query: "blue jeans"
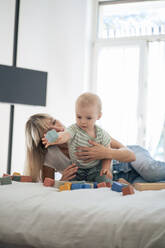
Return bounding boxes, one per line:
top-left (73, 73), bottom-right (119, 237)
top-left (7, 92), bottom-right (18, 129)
top-left (112, 161), bottom-right (139, 184)
top-left (112, 145), bottom-right (165, 183)
top-left (72, 162), bottom-right (111, 183)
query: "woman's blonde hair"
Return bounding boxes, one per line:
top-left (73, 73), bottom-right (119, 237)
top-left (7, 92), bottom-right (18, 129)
top-left (24, 113), bottom-right (52, 182)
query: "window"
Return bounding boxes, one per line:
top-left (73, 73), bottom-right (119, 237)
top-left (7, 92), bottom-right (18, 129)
top-left (93, 0), bottom-right (165, 159)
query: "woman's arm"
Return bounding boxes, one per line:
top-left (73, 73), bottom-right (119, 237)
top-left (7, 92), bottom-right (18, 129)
top-left (75, 137), bottom-right (136, 163)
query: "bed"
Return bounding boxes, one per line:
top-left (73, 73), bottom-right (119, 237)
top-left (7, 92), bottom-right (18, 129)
top-left (0, 181), bottom-right (165, 248)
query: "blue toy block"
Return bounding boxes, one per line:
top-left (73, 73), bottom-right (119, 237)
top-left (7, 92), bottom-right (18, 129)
top-left (82, 184), bottom-right (91, 189)
top-left (93, 182), bottom-right (98, 188)
top-left (71, 183), bottom-right (83, 190)
top-left (45, 129), bottom-right (58, 143)
top-left (111, 182), bottom-right (127, 192)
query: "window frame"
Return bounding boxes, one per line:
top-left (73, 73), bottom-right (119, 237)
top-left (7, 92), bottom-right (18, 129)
top-left (91, 0), bottom-right (165, 146)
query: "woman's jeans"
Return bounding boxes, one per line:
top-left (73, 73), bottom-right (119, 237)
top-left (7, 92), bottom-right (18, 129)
top-left (128, 145), bottom-right (165, 182)
top-left (73, 145), bottom-right (165, 184)
top-left (113, 145), bottom-right (165, 183)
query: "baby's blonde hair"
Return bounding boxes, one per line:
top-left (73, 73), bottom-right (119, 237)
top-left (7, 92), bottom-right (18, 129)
top-left (24, 113), bottom-right (53, 182)
top-left (76, 92), bottom-right (102, 113)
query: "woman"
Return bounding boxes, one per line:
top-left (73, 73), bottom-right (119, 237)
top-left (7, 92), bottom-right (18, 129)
top-left (25, 113), bottom-right (165, 183)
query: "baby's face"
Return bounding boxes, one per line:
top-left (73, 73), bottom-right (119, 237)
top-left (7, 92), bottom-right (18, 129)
top-left (76, 104), bottom-right (101, 131)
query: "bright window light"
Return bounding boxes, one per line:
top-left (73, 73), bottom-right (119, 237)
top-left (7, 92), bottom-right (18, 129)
top-left (98, 1), bottom-right (165, 38)
top-left (97, 45), bottom-right (139, 145)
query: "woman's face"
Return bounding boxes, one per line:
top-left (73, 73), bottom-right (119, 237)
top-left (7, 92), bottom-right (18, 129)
top-left (48, 118), bottom-right (65, 132)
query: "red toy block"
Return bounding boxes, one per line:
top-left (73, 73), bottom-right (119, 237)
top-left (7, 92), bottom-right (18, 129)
top-left (97, 182), bottom-right (106, 188)
top-left (43, 177), bottom-right (55, 187)
top-left (3, 173), bottom-right (12, 179)
top-left (106, 182), bottom-right (112, 188)
top-left (122, 185), bottom-right (135, 196)
top-left (20, 176), bottom-right (33, 182)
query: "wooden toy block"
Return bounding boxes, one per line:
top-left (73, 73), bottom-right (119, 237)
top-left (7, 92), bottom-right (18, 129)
top-left (3, 174), bottom-right (12, 179)
top-left (43, 177), bottom-right (55, 187)
top-left (12, 176), bottom-right (21, 181)
top-left (122, 185), bottom-right (135, 196)
top-left (59, 184), bottom-right (70, 191)
top-left (133, 182), bottom-right (165, 191)
top-left (13, 172), bottom-right (21, 176)
top-left (93, 182), bottom-right (98, 188)
top-left (45, 129), bottom-right (58, 143)
top-left (106, 182), bottom-right (112, 188)
top-left (111, 182), bottom-right (127, 192)
top-left (86, 182), bottom-right (94, 188)
top-left (82, 183), bottom-right (91, 189)
top-left (0, 176), bottom-right (12, 185)
top-left (97, 182), bottom-right (106, 188)
top-left (118, 178), bottom-right (130, 185)
top-left (64, 182), bottom-right (72, 190)
top-left (20, 176), bottom-right (33, 182)
top-left (71, 183), bottom-right (83, 190)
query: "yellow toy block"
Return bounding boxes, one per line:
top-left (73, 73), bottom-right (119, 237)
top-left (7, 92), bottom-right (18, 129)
top-left (13, 172), bottom-right (21, 176)
top-left (133, 182), bottom-right (165, 191)
top-left (59, 184), bottom-right (71, 191)
top-left (64, 182), bottom-right (72, 190)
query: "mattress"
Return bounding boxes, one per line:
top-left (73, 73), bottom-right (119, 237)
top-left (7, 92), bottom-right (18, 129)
top-left (0, 181), bottom-right (165, 248)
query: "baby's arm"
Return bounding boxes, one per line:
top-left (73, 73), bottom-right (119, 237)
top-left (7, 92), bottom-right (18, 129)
top-left (100, 144), bottom-right (113, 179)
top-left (43, 130), bottom-right (71, 148)
top-left (55, 131), bottom-right (71, 144)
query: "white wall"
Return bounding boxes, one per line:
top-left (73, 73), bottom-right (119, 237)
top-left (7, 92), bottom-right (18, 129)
top-left (0, 0), bottom-right (15, 175)
top-left (0, 0), bottom-right (93, 174)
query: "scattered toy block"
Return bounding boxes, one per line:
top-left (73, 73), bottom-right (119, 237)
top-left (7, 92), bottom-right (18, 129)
top-left (3, 174), bottom-right (12, 179)
top-left (12, 175), bottom-right (21, 181)
top-left (93, 182), bottom-right (98, 188)
top-left (118, 178), bottom-right (130, 185)
top-left (133, 182), bottom-right (165, 191)
top-left (106, 182), bottom-right (112, 188)
top-left (97, 182), bottom-right (106, 188)
top-left (86, 182), bottom-right (94, 188)
top-left (122, 185), bottom-right (135, 196)
top-left (82, 183), bottom-right (91, 189)
top-left (64, 182), bottom-right (72, 190)
top-left (0, 176), bottom-right (12, 185)
top-left (13, 172), bottom-right (21, 176)
top-left (71, 183), bottom-right (83, 190)
top-left (111, 182), bottom-right (127, 192)
top-left (20, 176), bottom-right (33, 182)
top-left (45, 129), bottom-right (58, 143)
top-left (59, 184), bottom-right (70, 191)
top-left (43, 177), bottom-right (55, 187)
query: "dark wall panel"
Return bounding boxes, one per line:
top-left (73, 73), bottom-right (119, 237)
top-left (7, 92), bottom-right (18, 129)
top-left (0, 64), bottom-right (47, 106)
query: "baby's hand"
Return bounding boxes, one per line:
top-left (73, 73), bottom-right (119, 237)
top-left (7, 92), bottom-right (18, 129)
top-left (45, 129), bottom-right (59, 143)
top-left (42, 135), bottom-right (56, 148)
top-left (100, 168), bottom-right (113, 179)
top-left (42, 130), bottom-right (59, 148)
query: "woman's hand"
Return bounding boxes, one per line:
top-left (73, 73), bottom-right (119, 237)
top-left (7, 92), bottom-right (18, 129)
top-left (75, 138), bottom-right (136, 163)
top-left (75, 140), bottom-right (111, 162)
top-left (60, 164), bottom-right (78, 181)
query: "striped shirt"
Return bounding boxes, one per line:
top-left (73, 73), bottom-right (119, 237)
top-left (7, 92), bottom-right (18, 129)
top-left (67, 124), bottom-right (111, 169)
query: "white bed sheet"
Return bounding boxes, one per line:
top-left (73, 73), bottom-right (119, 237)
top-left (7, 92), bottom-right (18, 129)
top-left (0, 181), bottom-right (165, 248)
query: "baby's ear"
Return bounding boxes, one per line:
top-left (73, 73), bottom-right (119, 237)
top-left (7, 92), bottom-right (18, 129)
top-left (97, 112), bottom-right (102, 120)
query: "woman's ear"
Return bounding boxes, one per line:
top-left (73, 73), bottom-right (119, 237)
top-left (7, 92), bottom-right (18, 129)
top-left (97, 112), bottom-right (102, 120)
